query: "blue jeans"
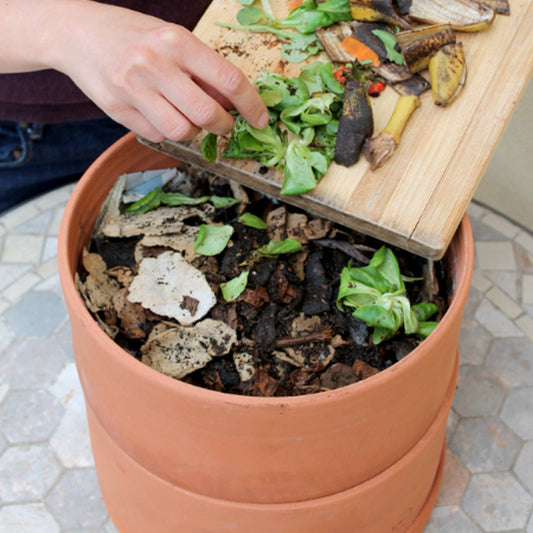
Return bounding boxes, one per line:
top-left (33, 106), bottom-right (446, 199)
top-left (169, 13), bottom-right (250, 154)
top-left (0, 118), bottom-right (128, 214)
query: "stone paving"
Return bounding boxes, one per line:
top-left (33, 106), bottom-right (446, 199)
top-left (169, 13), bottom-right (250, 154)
top-left (0, 185), bottom-right (532, 532)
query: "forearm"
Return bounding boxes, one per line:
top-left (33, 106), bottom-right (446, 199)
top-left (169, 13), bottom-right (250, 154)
top-left (0, 0), bottom-right (268, 142)
top-left (0, 0), bottom-right (167, 74)
top-left (0, 0), bottom-right (75, 72)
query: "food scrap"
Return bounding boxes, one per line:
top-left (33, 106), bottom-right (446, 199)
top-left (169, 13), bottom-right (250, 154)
top-left (203, 0), bottom-right (509, 176)
top-left (76, 167), bottom-right (449, 395)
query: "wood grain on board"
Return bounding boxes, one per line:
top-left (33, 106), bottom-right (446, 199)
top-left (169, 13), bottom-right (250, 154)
top-left (145, 0), bottom-right (533, 259)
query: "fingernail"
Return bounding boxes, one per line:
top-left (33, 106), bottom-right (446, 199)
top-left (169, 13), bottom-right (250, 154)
top-left (258, 112), bottom-right (269, 129)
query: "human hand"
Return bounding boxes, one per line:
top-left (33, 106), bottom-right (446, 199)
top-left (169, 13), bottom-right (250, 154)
top-left (48, 1), bottom-right (269, 142)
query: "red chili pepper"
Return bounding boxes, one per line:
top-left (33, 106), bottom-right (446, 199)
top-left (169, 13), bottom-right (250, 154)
top-left (333, 68), bottom-right (349, 85)
top-left (367, 81), bottom-right (386, 96)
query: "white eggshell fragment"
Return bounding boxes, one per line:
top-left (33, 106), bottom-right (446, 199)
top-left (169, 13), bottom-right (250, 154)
top-left (127, 251), bottom-right (216, 325)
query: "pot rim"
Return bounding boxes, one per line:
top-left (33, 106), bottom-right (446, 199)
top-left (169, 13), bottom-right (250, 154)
top-left (58, 132), bottom-right (474, 408)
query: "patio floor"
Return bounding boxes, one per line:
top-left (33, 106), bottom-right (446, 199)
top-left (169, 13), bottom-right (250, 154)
top-left (0, 184), bottom-right (532, 532)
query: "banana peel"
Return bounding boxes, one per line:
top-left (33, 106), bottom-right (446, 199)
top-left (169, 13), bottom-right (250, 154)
top-left (397, 24), bottom-right (456, 72)
top-left (315, 22), bottom-right (355, 62)
top-left (429, 42), bottom-right (467, 106)
top-left (390, 75), bottom-right (431, 96)
top-left (476, 0), bottom-right (510, 15)
top-left (334, 81), bottom-right (374, 167)
top-left (316, 21), bottom-right (390, 64)
top-left (364, 95), bottom-right (421, 170)
top-left (349, 0), bottom-right (411, 30)
top-left (395, 0), bottom-right (413, 16)
top-left (409, 0), bottom-right (495, 32)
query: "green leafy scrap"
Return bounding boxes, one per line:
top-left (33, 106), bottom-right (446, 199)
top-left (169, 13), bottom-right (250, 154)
top-left (124, 188), bottom-right (164, 215)
top-left (201, 132), bottom-right (218, 162)
top-left (279, 0), bottom-right (351, 33)
top-left (238, 212), bottom-right (269, 229)
top-left (371, 29), bottom-right (405, 66)
top-left (221, 238), bottom-right (303, 301)
top-left (255, 71), bottom-right (310, 115)
top-left (124, 189), bottom-right (238, 215)
top-left (220, 270), bottom-right (250, 302)
top-left (217, 0), bottom-right (350, 63)
top-left (193, 224), bottom-right (234, 256)
top-left (281, 132), bottom-right (329, 195)
top-left (337, 246), bottom-right (439, 344)
top-left (206, 62), bottom-right (344, 197)
top-left (222, 114), bottom-right (287, 169)
top-left (256, 238), bottom-right (302, 257)
top-left (237, 6), bottom-right (267, 25)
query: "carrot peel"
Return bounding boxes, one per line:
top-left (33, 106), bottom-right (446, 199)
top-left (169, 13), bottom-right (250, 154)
top-left (341, 36), bottom-right (380, 66)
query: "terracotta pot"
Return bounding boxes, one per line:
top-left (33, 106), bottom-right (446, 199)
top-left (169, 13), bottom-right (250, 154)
top-left (58, 133), bottom-right (474, 530)
top-left (86, 355), bottom-right (457, 533)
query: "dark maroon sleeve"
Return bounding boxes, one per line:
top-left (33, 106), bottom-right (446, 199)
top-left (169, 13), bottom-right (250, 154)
top-left (0, 0), bottom-right (212, 123)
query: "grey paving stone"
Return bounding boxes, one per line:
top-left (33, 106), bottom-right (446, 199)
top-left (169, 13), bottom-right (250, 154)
top-left (0, 337), bottom-right (68, 390)
top-left (425, 505), bottom-right (481, 532)
top-left (476, 242), bottom-right (517, 271)
top-left (0, 375), bottom-right (8, 404)
top-left (63, 529), bottom-right (109, 533)
top-left (2, 234), bottom-right (44, 264)
top-left (528, 511), bottom-right (533, 533)
top-left (0, 322), bottom-right (15, 359)
top-left (446, 408), bottom-right (460, 443)
top-left (42, 236), bottom-right (58, 263)
top-left (52, 319), bottom-right (75, 360)
top-left (49, 364), bottom-right (93, 468)
top-left (0, 264), bottom-right (31, 292)
top-left (453, 365), bottom-right (507, 418)
top-left (485, 337), bottom-right (533, 388)
top-left (458, 319), bottom-right (491, 366)
top-left (515, 237), bottom-right (533, 271)
top-left (4, 291), bottom-right (67, 337)
top-left (0, 390), bottom-right (64, 444)
top-left (48, 207), bottom-right (64, 236)
top-left (12, 210), bottom-right (53, 235)
top-left (462, 472), bottom-right (533, 531)
top-left (515, 441), bottom-right (533, 494)
top-left (0, 444), bottom-right (61, 503)
top-left (463, 286), bottom-right (485, 317)
top-left (467, 201), bottom-right (486, 220)
top-left (475, 298), bottom-right (524, 338)
top-left (501, 387), bottom-right (533, 440)
top-left (435, 449), bottom-right (470, 506)
top-left (482, 211), bottom-right (520, 240)
top-left (104, 518), bottom-right (119, 533)
top-left (0, 503), bottom-right (60, 533)
top-left (450, 417), bottom-right (521, 473)
top-left (470, 217), bottom-right (508, 242)
top-left (486, 271), bottom-right (519, 300)
top-left (46, 468), bottom-right (108, 530)
top-left (34, 272), bottom-right (63, 298)
top-left (0, 432), bottom-right (6, 457)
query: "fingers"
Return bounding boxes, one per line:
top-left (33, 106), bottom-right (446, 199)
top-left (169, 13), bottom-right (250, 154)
top-left (109, 103), bottom-right (200, 144)
top-left (133, 86), bottom-right (204, 141)
top-left (175, 32), bottom-right (269, 129)
top-left (157, 70), bottom-right (235, 136)
top-left (88, 23), bottom-right (269, 142)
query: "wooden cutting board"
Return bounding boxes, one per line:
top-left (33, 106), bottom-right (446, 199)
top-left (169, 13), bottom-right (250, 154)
top-left (143, 0), bottom-right (533, 259)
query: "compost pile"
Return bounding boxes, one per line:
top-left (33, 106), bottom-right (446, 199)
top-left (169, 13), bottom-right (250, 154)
top-left (76, 166), bottom-right (449, 396)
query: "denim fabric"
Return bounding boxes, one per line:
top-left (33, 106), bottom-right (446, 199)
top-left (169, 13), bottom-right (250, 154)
top-left (0, 118), bottom-right (128, 213)
top-left (0, 122), bottom-right (27, 164)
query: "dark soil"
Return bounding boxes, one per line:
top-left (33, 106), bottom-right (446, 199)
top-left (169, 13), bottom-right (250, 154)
top-left (82, 168), bottom-right (450, 397)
